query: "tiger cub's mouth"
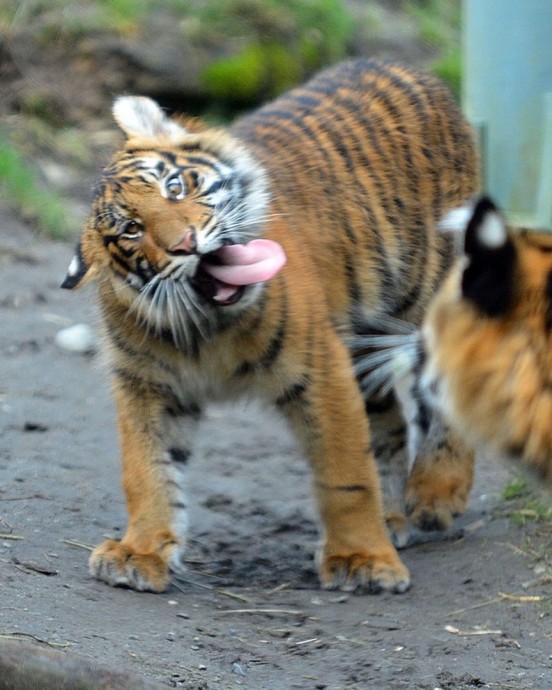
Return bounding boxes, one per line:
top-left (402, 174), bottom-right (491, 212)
top-left (192, 262), bottom-right (246, 305)
top-left (192, 239), bottom-right (286, 306)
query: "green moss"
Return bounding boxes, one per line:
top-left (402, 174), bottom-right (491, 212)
top-left (431, 47), bottom-right (462, 100)
top-left (198, 0), bottom-right (353, 102)
top-left (406, 0), bottom-right (462, 99)
top-left (203, 41), bottom-right (305, 102)
top-left (0, 137), bottom-right (73, 239)
top-left (203, 44), bottom-right (267, 101)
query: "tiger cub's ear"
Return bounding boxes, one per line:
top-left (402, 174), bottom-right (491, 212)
top-left (112, 96), bottom-right (188, 143)
top-left (61, 243), bottom-right (97, 290)
top-left (461, 196), bottom-right (516, 317)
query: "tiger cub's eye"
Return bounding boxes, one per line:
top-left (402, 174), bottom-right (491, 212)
top-left (121, 220), bottom-right (143, 239)
top-left (165, 175), bottom-right (185, 199)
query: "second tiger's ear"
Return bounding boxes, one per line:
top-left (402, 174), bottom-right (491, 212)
top-left (461, 196), bottom-right (516, 317)
top-left (61, 242), bottom-right (97, 289)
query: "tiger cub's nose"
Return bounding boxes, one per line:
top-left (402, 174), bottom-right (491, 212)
top-left (169, 229), bottom-right (197, 255)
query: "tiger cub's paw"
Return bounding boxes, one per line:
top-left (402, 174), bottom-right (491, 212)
top-left (89, 539), bottom-right (171, 592)
top-left (405, 455), bottom-right (474, 532)
top-left (385, 511), bottom-right (411, 549)
top-left (318, 548), bottom-right (410, 594)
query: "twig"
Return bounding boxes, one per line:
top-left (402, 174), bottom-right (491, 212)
top-left (61, 539), bottom-right (94, 551)
top-left (0, 494), bottom-right (51, 502)
top-left (0, 533), bottom-right (24, 541)
top-left (173, 577), bottom-right (250, 603)
top-left (335, 634), bottom-right (369, 647)
top-left (498, 591), bottom-right (544, 603)
top-left (446, 590), bottom-right (546, 618)
top-left (0, 633), bottom-right (71, 649)
top-left (445, 625), bottom-right (502, 636)
top-left (11, 558), bottom-right (58, 576)
top-left (446, 596), bottom-right (503, 617)
top-left (295, 637), bottom-right (319, 646)
top-left (218, 608), bottom-right (305, 617)
top-left (265, 582), bottom-right (290, 595)
top-left (499, 541), bottom-right (541, 560)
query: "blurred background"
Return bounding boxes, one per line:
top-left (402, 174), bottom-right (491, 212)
top-left (0, 0), bottom-right (461, 238)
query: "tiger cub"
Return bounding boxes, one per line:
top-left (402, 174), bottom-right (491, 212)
top-left (357, 197), bottom-right (552, 488)
top-left (62, 59), bottom-right (479, 593)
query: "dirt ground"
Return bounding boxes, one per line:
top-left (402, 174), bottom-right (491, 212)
top-left (0, 203), bottom-right (551, 690)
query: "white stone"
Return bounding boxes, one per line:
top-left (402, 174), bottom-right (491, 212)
top-left (54, 323), bottom-right (95, 354)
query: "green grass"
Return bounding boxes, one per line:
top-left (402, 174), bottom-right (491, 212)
top-left (0, 138), bottom-right (73, 239)
top-left (499, 477), bottom-right (552, 525)
top-left (407, 0), bottom-right (462, 99)
top-left (197, 0), bottom-right (353, 102)
top-left (1, 0), bottom-right (149, 38)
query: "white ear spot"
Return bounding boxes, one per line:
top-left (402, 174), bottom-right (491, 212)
top-left (478, 211), bottom-right (507, 248)
top-left (112, 96), bottom-right (187, 142)
top-left (67, 254), bottom-right (79, 277)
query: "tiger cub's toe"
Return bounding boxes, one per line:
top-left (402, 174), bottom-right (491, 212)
top-left (319, 548), bottom-right (410, 594)
top-left (89, 539), bottom-right (170, 592)
top-left (406, 471), bottom-right (472, 532)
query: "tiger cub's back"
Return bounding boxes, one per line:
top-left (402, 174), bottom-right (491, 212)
top-left (232, 59), bottom-right (480, 322)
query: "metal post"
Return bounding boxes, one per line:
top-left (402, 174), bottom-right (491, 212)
top-left (463, 0), bottom-right (552, 229)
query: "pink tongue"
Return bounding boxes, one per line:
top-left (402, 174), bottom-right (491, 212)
top-left (202, 239), bottom-right (286, 286)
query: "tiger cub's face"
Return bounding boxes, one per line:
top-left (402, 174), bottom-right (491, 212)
top-left (62, 97), bottom-right (278, 349)
top-left (415, 198), bottom-right (552, 482)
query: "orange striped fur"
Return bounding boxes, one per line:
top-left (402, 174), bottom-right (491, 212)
top-left (63, 60), bottom-right (479, 593)
top-left (422, 200), bottom-right (552, 486)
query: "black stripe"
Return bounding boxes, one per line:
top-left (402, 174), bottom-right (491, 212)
top-left (168, 447), bottom-right (191, 464)
top-left (112, 369), bottom-right (199, 424)
top-left (275, 377), bottom-right (310, 407)
top-left (546, 271), bottom-right (552, 331)
top-left (235, 318), bottom-right (286, 376)
top-left (165, 400), bottom-right (201, 419)
top-left (315, 97), bottom-right (404, 308)
top-left (235, 291), bottom-right (269, 335)
top-left (234, 291), bottom-right (287, 376)
top-left (317, 481), bottom-right (368, 493)
top-left (364, 394), bottom-right (395, 414)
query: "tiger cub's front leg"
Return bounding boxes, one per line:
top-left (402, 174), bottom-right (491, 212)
top-left (279, 336), bottom-right (410, 593)
top-left (89, 376), bottom-right (198, 592)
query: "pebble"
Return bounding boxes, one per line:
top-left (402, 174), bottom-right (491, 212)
top-left (54, 323), bottom-right (95, 354)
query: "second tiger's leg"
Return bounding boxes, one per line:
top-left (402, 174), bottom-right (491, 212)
top-left (365, 393), bottom-right (411, 548)
top-left (406, 410), bottom-right (475, 532)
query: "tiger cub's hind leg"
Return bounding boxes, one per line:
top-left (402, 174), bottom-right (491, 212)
top-left (405, 411), bottom-right (474, 532)
top-left (89, 378), bottom-right (199, 592)
top-left (365, 394), bottom-right (410, 548)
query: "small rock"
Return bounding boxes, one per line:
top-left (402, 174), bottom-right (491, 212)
top-left (55, 323), bottom-right (95, 354)
top-left (232, 662), bottom-right (246, 677)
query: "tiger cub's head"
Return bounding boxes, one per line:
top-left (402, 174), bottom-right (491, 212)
top-left (421, 198), bottom-right (552, 481)
top-left (62, 97), bottom-right (284, 349)
top-left (359, 197), bottom-right (552, 485)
